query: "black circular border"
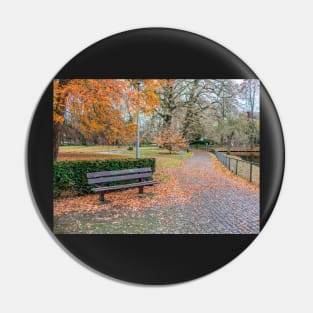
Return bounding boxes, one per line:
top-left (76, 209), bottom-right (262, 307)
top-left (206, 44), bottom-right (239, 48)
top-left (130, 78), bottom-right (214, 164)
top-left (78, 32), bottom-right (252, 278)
top-left (27, 28), bottom-right (285, 284)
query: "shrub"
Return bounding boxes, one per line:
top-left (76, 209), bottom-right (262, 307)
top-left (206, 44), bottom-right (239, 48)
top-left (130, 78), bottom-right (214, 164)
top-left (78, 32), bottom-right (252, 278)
top-left (155, 127), bottom-right (187, 153)
top-left (53, 158), bottom-right (156, 198)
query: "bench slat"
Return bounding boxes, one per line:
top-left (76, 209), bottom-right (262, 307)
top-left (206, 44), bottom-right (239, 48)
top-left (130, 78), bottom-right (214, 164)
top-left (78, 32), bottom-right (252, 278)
top-left (87, 167), bottom-right (152, 179)
top-left (92, 180), bottom-right (158, 192)
top-left (88, 172), bottom-right (152, 185)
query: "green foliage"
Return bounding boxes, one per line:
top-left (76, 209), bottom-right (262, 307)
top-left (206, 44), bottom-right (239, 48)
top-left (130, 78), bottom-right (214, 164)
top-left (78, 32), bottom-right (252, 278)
top-left (53, 158), bottom-right (156, 198)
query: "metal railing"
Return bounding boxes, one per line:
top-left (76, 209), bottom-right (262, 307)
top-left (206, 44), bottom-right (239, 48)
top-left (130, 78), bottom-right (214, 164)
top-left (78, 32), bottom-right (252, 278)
top-left (212, 149), bottom-right (260, 185)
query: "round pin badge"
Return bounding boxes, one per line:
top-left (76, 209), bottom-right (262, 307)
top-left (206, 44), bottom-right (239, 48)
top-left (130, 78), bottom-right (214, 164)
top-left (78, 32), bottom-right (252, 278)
top-left (28, 28), bottom-right (284, 284)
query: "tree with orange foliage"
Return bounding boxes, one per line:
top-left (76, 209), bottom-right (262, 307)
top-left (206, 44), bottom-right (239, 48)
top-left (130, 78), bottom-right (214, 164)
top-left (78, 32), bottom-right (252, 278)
top-left (155, 126), bottom-right (187, 154)
top-left (53, 79), bottom-right (162, 160)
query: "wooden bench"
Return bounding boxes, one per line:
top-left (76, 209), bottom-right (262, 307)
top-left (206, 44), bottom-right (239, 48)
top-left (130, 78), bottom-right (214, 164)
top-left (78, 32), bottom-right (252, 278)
top-left (87, 167), bottom-right (158, 202)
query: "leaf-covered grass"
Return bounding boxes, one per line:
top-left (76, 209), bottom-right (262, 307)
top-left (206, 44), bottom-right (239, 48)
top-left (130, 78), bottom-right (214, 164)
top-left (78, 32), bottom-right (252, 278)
top-left (59, 145), bottom-right (191, 155)
top-left (154, 172), bottom-right (171, 181)
top-left (57, 145), bottom-right (193, 169)
top-left (57, 153), bottom-right (126, 161)
top-left (156, 156), bottom-right (186, 169)
top-left (59, 145), bottom-right (117, 152)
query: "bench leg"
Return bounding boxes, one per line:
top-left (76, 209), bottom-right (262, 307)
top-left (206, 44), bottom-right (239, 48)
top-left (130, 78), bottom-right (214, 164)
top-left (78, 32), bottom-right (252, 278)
top-left (99, 191), bottom-right (105, 202)
top-left (138, 178), bottom-right (144, 194)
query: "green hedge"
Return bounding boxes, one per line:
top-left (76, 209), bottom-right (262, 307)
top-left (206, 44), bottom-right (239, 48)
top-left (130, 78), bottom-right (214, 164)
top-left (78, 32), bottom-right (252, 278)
top-left (53, 158), bottom-right (156, 198)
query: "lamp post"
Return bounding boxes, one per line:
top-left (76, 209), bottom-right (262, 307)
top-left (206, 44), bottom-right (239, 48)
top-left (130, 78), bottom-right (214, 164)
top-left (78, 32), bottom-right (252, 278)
top-left (136, 80), bottom-right (142, 159)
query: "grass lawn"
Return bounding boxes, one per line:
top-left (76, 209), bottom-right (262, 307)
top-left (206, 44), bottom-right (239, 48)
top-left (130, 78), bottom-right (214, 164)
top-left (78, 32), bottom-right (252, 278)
top-left (57, 145), bottom-right (193, 169)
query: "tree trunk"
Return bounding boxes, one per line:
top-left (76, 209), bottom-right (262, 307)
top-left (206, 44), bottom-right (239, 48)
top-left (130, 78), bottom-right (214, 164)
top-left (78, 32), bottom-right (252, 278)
top-left (164, 114), bottom-right (172, 128)
top-left (227, 140), bottom-right (231, 154)
top-left (53, 79), bottom-right (70, 161)
top-left (53, 123), bottom-right (61, 161)
top-left (226, 132), bottom-right (234, 155)
top-left (220, 135), bottom-right (224, 146)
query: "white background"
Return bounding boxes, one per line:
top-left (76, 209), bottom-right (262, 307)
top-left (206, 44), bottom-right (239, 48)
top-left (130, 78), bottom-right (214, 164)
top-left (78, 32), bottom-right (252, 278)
top-left (1, 0), bottom-right (312, 312)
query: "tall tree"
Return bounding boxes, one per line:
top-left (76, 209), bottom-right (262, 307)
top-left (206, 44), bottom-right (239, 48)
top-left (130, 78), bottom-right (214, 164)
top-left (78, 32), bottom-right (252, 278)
top-left (53, 79), bottom-right (71, 160)
top-left (239, 79), bottom-right (260, 147)
top-left (155, 79), bottom-right (185, 128)
top-left (53, 79), bottom-right (162, 160)
top-left (207, 79), bottom-right (239, 148)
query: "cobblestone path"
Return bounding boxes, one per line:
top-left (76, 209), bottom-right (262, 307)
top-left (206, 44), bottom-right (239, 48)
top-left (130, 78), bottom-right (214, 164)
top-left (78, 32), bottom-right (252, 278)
top-left (54, 150), bottom-right (259, 234)
top-left (167, 150), bottom-right (259, 233)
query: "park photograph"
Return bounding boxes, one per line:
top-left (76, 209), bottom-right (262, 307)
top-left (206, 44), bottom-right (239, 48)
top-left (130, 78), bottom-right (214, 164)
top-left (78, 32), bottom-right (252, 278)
top-left (53, 79), bottom-right (260, 234)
